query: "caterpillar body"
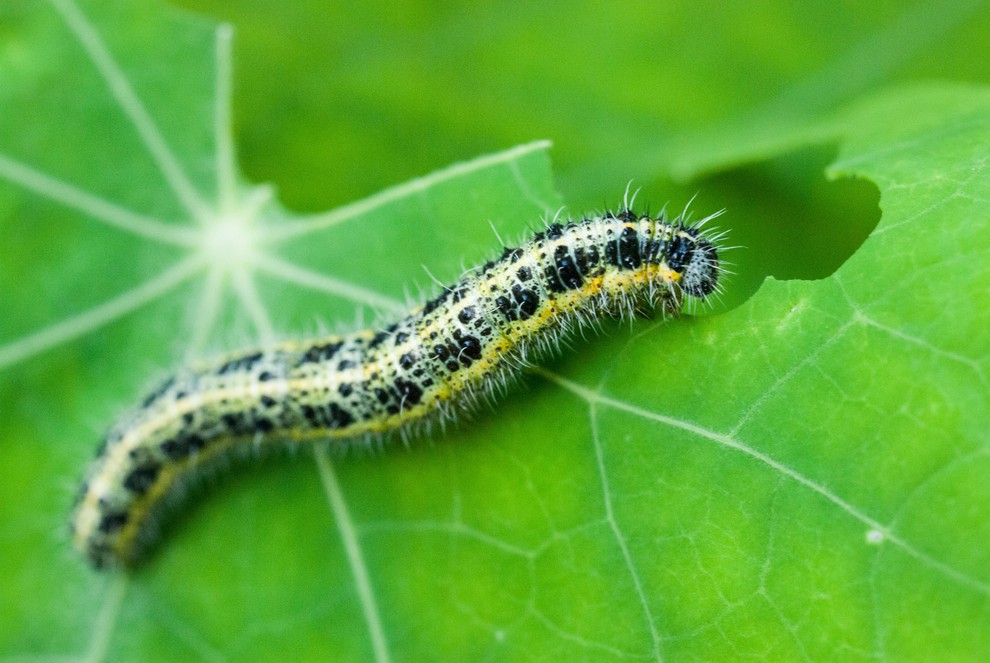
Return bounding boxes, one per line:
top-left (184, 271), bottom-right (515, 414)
top-left (71, 206), bottom-right (725, 569)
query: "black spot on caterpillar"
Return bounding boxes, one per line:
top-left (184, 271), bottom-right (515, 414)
top-left (71, 205), bottom-right (726, 569)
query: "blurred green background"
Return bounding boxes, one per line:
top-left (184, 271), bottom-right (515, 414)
top-left (167, 0), bottom-right (990, 304)
top-left (170, 0), bottom-right (989, 204)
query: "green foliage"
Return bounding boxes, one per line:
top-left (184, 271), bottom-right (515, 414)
top-left (1, 1), bottom-right (988, 661)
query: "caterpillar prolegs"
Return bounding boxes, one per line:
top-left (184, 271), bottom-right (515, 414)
top-left (71, 205), bottom-right (726, 569)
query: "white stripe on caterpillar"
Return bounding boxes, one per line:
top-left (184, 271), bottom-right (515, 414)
top-left (71, 205), bottom-right (726, 569)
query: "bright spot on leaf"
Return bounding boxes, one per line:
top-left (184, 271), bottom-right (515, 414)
top-left (866, 528), bottom-right (885, 545)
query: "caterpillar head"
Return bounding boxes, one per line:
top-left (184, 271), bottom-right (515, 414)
top-left (668, 229), bottom-right (720, 299)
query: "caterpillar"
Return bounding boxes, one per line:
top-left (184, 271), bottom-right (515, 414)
top-left (71, 205), bottom-right (726, 569)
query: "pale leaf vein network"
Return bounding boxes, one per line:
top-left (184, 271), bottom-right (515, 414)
top-left (231, 269), bottom-right (275, 344)
top-left (263, 140), bottom-right (552, 242)
top-left (213, 23), bottom-right (237, 214)
top-left (314, 450), bottom-right (392, 663)
top-left (536, 368), bottom-right (990, 596)
top-left (49, 0), bottom-right (212, 221)
top-left (82, 574), bottom-right (129, 663)
top-left (589, 403), bottom-right (664, 662)
top-left (0, 256), bottom-right (205, 370)
top-left (0, 152), bottom-right (196, 246)
top-left (252, 253), bottom-right (406, 314)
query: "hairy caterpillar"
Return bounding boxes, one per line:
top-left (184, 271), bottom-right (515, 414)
top-left (71, 205), bottom-right (726, 569)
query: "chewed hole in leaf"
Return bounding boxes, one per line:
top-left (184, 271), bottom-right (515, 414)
top-left (691, 145), bottom-right (881, 308)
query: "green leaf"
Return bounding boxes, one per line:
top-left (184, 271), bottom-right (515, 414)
top-left (2, 2), bottom-right (988, 662)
